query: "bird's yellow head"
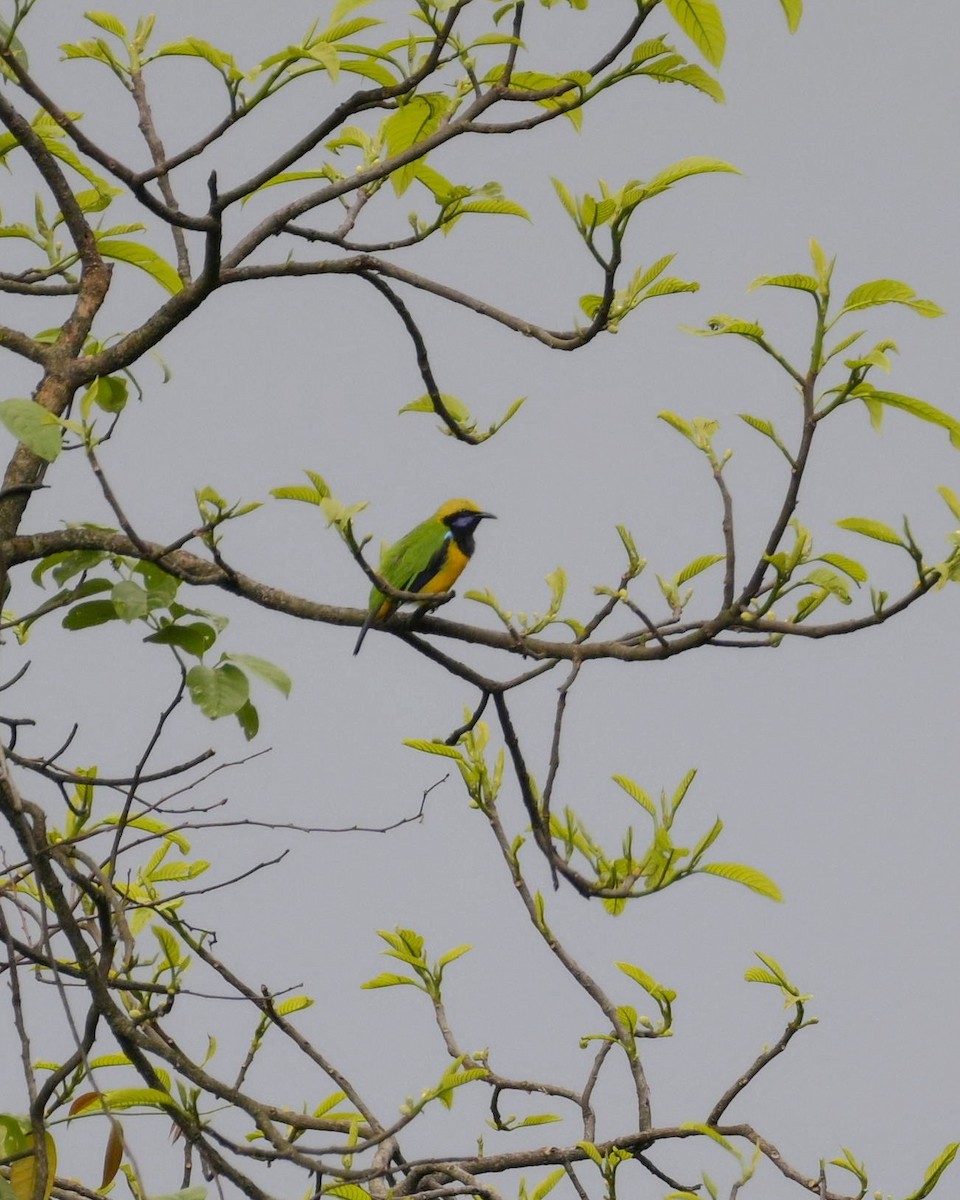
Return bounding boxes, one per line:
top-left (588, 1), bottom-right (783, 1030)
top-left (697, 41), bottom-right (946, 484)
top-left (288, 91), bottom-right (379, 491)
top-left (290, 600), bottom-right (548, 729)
top-left (434, 498), bottom-right (496, 528)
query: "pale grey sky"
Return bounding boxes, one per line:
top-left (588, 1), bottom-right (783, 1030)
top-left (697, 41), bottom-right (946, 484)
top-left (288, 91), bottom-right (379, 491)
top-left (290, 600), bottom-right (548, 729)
top-left (2, 4), bottom-right (959, 1199)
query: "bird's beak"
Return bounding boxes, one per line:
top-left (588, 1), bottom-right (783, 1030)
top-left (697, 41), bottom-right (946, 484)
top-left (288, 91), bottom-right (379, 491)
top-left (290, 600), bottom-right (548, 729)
top-left (478, 512), bottom-right (496, 520)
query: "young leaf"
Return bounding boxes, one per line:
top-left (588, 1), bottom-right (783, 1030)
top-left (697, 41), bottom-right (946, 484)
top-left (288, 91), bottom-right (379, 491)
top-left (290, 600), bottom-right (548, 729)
top-left (611, 774), bottom-right (656, 817)
top-left (663, 0), bottom-right (726, 67)
top-left (97, 239), bottom-right (183, 294)
top-left (835, 517), bottom-right (904, 547)
top-left (817, 553), bottom-right (867, 583)
top-left (675, 554), bottom-right (723, 585)
top-left (779, 0), bottom-right (803, 32)
top-left (838, 278), bottom-right (943, 319)
top-left (747, 273), bottom-right (818, 294)
top-left (903, 1143), bottom-right (959, 1200)
top-left (699, 862), bottom-right (783, 901)
top-left (938, 486), bottom-right (960, 523)
top-left (403, 739), bottom-right (465, 760)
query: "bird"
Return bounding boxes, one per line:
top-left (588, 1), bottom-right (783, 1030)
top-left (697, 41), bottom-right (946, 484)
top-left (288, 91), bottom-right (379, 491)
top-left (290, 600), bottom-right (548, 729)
top-left (353, 499), bottom-right (496, 654)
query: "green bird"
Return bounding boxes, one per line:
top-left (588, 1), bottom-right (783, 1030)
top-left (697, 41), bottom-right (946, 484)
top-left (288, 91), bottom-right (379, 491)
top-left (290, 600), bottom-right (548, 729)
top-left (354, 498), bottom-right (496, 654)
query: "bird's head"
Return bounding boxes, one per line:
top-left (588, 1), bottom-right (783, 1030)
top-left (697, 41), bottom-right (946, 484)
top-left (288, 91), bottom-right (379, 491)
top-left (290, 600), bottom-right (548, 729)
top-left (436, 498), bottom-right (496, 532)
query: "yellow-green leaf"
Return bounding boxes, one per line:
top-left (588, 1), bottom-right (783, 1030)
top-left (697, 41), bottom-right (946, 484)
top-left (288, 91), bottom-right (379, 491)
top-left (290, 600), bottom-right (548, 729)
top-left (699, 862), bottom-right (783, 901)
top-left (663, 0), bottom-right (725, 66)
top-left (97, 239), bottom-right (183, 294)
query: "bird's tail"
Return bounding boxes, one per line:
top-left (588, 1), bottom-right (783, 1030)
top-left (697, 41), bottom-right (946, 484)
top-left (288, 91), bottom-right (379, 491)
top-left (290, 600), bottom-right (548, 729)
top-left (353, 611), bottom-right (375, 655)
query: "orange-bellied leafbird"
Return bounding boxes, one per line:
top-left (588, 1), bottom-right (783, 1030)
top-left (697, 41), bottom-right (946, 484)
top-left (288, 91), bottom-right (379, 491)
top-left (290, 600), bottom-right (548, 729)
top-left (353, 499), bottom-right (495, 654)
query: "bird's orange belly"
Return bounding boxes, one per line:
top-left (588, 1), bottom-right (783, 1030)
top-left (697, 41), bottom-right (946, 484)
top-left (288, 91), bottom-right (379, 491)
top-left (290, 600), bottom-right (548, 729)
top-left (422, 542), bottom-right (470, 595)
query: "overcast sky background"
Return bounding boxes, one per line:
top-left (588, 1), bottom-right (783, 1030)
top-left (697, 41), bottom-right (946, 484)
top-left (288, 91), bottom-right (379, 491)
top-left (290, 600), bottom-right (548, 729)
top-left (2, 3), bottom-right (960, 1198)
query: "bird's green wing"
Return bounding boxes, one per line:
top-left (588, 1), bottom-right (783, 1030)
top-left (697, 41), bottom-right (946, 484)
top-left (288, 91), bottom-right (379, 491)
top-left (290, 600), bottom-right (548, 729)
top-left (369, 517), bottom-right (449, 608)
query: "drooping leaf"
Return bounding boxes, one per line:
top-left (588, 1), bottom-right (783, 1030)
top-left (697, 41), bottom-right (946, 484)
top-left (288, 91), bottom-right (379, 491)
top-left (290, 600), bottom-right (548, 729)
top-left (779, 0), bottom-right (803, 32)
top-left (663, 0), bottom-right (726, 66)
top-left (852, 387), bottom-right (960, 448)
top-left (97, 239), bottom-right (183, 294)
top-left (611, 774), bottom-right (656, 817)
top-left (839, 278), bottom-right (943, 319)
top-left (0, 398), bottom-right (63, 462)
top-left (111, 580), bottom-right (149, 623)
top-left (382, 94), bottom-right (449, 195)
top-left (10, 1132), bottom-right (56, 1200)
top-left (224, 654), bottom-right (292, 697)
top-left (101, 1122), bottom-right (124, 1188)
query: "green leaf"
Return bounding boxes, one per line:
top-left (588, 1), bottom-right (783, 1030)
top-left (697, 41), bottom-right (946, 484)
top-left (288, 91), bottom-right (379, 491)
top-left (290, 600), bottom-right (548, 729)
top-left (403, 739), bottom-right (465, 760)
top-left (382, 94), bottom-right (449, 196)
top-left (516, 1116), bottom-right (563, 1132)
top-left (224, 654), bottom-right (292, 697)
top-left (675, 554), bottom-right (723, 585)
top-left (852, 386), bottom-right (960, 448)
top-left (638, 156), bottom-right (739, 200)
top-left (82, 375), bottom-right (128, 416)
top-left (0, 398), bottom-right (63, 462)
top-left (638, 58), bottom-right (724, 103)
top-left (85, 11), bottom-right (128, 38)
top-left (324, 1188), bottom-right (370, 1200)
top-left (306, 41), bottom-right (340, 81)
top-left (0, 17), bottom-right (29, 80)
top-left (360, 972), bottom-right (421, 990)
top-left (680, 1123), bottom-right (740, 1156)
top-left (690, 315), bottom-right (764, 340)
top-left (779, 0), bottom-right (803, 31)
top-left (274, 994), bottom-right (314, 1016)
top-left (436, 943), bottom-right (472, 968)
top-left (148, 1191), bottom-right (207, 1200)
top-left (938, 486), bottom-right (960, 523)
top-left (903, 1143), bottom-right (958, 1200)
top-left (616, 961), bottom-right (672, 999)
top-left (83, 1088), bottom-right (175, 1113)
top-left (551, 177), bottom-right (578, 221)
top-left (111, 580), bottom-right (149, 622)
top-left (97, 239), bottom-right (183, 294)
top-left (835, 517), bottom-right (904, 547)
top-left (663, 0), bottom-right (726, 66)
top-left (531, 1168), bottom-right (565, 1200)
top-left (235, 700), bottom-right (259, 741)
top-left (186, 663), bottom-right (250, 719)
top-left (747, 272), bottom-right (818, 294)
top-left (657, 410), bottom-right (695, 441)
top-left (62, 599), bottom-right (119, 630)
top-left (611, 774), bottom-right (656, 817)
top-left (576, 1142), bottom-right (604, 1168)
top-left (143, 622), bottom-right (217, 657)
top-left (817, 553), bottom-right (867, 583)
top-left (270, 485), bottom-right (325, 505)
top-left (699, 862), bottom-right (783, 901)
top-left (399, 393), bottom-right (470, 420)
top-left (338, 58), bottom-right (397, 86)
top-left (839, 278), bottom-right (943, 319)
